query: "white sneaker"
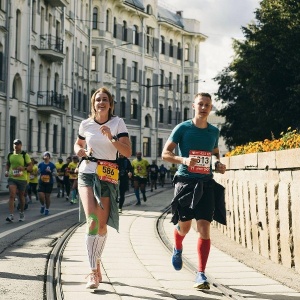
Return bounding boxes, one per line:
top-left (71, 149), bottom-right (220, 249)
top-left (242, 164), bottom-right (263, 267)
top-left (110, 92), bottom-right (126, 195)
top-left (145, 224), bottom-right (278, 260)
top-left (6, 214), bottom-right (14, 222)
top-left (19, 212), bottom-right (25, 222)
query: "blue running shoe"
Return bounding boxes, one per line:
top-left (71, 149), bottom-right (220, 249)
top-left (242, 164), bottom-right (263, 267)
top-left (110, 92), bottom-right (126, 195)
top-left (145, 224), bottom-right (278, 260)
top-left (40, 206), bottom-right (45, 214)
top-left (193, 272), bottom-right (210, 290)
top-left (172, 248), bottom-right (183, 271)
top-left (44, 209), bottom-right (49, 216)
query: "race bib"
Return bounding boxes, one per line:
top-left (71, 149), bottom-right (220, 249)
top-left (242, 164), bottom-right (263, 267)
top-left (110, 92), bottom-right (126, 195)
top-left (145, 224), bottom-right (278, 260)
top-left (188, 150), bottom-right (211, 174)
top-left (12, 169), bottom-right (22, 177)
top-left (96, 161), bottom-right (119, 184)
top-left (41, 175), bottom-right (50, 183)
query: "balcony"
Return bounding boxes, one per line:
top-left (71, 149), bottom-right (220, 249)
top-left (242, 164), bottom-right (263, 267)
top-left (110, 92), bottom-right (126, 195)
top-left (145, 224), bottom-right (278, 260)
top-left (37, 91), bottom-right (66, 115)
top-left (44, 0), bottom-right (68, 7)
top-left (38, 34), bottom-right (65, 63)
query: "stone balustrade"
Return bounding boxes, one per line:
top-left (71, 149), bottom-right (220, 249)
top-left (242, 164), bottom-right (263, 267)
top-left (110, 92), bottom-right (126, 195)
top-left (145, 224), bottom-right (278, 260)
top-left (214, 149), bottom-right (300, 273)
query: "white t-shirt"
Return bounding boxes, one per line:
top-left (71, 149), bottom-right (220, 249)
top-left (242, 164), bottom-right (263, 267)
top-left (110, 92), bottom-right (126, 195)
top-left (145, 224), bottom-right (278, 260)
top-left (78, 116), bottom-right (129, 173)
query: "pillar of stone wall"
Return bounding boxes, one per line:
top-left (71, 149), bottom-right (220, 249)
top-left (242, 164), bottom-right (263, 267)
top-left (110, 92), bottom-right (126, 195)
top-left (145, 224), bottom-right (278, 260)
top-left (212, 149), bottom-right (300, 275)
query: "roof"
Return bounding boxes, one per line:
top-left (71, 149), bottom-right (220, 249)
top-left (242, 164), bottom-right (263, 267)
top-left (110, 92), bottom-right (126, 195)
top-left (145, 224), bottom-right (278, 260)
top-left (125, 0), bottom-right (145, 11)
top-left (158, 6), bottom-right (184, 28)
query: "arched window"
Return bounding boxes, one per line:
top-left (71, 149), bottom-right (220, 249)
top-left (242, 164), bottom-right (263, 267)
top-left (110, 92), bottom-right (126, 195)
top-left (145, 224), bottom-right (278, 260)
top-left (12, 74), bottom-right (22, 100)
top-left (93, 7), bottom-right (98, 29)
top-left (146, 78), bottom-right (151, 107)
top-left (146, 5), bottom-right (152, 14)
top-left (145, 115), bottom-right (150, 127)
top-left (38, 64), bottom-right (43, 91)
top-left (132, 25), bottom-right (139, 45)
top-left (122, 21), bottom-right (127, 41)
top-left (160, 36), bottom-right (165, 54)
top-left (170, 39), bottom-right (173, 57)
top-left (120, 96), bottom-right (126, 118)
top-left (184, 43), bottom-right (190, 61)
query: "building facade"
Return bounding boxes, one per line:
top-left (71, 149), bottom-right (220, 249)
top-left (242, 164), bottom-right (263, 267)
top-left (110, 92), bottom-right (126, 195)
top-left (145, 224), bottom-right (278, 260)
top-left (0, 0), bottom-right (206, 190)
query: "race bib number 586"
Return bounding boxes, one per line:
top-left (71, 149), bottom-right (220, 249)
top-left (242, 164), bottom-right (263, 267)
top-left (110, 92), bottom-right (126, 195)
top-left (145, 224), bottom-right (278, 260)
top-left (188, 150), bottom-right (211, 174)
top-left (96, 161), bottom-right (119, 184)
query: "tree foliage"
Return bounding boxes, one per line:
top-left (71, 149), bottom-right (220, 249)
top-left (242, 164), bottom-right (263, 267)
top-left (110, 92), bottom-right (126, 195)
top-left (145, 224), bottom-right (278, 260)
top-left (214, 0), bottom-right (300, 149)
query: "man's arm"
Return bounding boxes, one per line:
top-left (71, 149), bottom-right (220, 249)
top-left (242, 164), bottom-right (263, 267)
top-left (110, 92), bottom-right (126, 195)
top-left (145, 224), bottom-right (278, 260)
top-left (212, 147), bottom-right (226, 174)
top-left (161, 141), bottom-right (184, 164)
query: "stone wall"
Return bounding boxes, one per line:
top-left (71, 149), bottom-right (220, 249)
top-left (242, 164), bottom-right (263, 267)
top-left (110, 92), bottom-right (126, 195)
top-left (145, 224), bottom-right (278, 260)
top-left (214, 149), bottom-right (300, 273)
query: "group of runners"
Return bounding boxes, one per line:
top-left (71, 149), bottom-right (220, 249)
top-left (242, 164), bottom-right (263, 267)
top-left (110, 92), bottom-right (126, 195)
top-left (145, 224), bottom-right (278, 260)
top-left (4, 139), bottom-right (80, 222)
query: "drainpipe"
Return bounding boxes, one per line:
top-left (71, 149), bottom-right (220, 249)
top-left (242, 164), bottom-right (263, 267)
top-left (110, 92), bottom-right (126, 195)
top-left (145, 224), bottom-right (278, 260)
top-left (140, 17), bottom-right (145, 152)
top-left (70, 2), bottom-right (77, 155)
top-left (26, 0), bottom-right (32, 151)
top-left (1, 0), bottom-right (12, 191)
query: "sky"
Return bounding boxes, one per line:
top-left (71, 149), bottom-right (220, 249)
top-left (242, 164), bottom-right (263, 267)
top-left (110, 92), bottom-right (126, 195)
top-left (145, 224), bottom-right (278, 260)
top-left (158, 0), bottom-right (261, 105)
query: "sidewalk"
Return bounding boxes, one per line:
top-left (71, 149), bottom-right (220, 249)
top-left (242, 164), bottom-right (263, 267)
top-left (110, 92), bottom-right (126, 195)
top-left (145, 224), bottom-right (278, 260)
top-left (61, 188), bottom-right (300, 300)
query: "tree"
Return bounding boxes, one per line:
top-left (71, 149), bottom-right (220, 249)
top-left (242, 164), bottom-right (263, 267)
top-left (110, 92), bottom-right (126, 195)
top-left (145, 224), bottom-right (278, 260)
top-left (214, 0), bottom-right (300, 148)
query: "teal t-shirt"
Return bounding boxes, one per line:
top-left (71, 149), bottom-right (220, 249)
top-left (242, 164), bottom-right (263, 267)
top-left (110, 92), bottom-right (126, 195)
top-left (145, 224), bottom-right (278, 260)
top-left (169, 120), bottom-right (219, 179)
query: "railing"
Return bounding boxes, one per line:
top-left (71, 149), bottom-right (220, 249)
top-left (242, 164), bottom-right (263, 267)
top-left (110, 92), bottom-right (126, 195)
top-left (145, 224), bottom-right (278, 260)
top-left (40, 34), bottom-right (64, 53)
top-left (37, 91), bottom-right (66, 110)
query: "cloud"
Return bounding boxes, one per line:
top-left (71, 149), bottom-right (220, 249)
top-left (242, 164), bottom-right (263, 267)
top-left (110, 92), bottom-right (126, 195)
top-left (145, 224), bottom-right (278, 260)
top-left (159, 0), bottom-right (260, 96)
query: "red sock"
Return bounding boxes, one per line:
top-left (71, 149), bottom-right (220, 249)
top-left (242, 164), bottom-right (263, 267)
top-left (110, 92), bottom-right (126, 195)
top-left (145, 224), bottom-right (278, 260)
top-left (174, 228), bottom-right (185, 250)
top-left (197, 238), bottom-right (211, 272)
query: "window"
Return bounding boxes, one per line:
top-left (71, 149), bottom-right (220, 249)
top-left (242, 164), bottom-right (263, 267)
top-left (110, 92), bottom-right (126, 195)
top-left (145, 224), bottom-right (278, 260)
top-left (185, 43), bottom-right (190, 61)
top-left (146, 5), bottom-right (153, 15)
top-left (146, 27), bottom-right (153, 55)
top-left (106, 10), bottom-right (110, 32)
top-left (157, 138), bottom-right (163, 158)
top-left (105, 50), bottom-right (109, 73)
top-left (122, 58), bottom-right (126, 79)
top-left (78, 89), bottom-right (82, 111)
top-left (160, 69), bottom-right (164, 88)
top-left (93, 7), bottom-right (98, 29)
top-left (184, 75), bottom-right (189, 93)
top-left (0, 45), bottom-right (3, 81)
top-left (32, 0), bottom-right (36, 32)
top-left (184, 107), bottom-right (189, 121)
top-left (45, 123), bottom-right (49, 150)
top-left (122, 21), bottom-right (127, 41)
top-left (143, 137), bottom-right (151, 157)
top-left (30, 60), bottom-right (35, 92)
top-left (131, 99), bottom-right (138, 119)
top-left (177, 42), bottom-right (182, 60)
top-left (176, 74), bottom-right (180, 93)
top-left (53, 124), bottom-right (57, 154)
top-left (91, 48), bottom-right (96, 71)
top-left (131, 136), bottom-right (137, 156)
top-left (15, 10), bottom-right (21, 60)
top-left (168, 106), bottom-right (172, 124)
top-left (132, 25), bottom-right (139, 45)
top-left (38, 121), bottom-right (41, 152)
top-left (83, 93), bottom-right (87, 112)
top-left (10, 117), bottom-right (16, 151)
top-left (168, 72), bottom-right (172, 90)
top-left (145, 115), bottom-right (150, 127)
top-left (112, 55), bottom-right (116, 77)
top-left (120, 96), bottom-right (126, 118)
top-left (61, 127), bottom-right (66, 154)
top-left (159, 104), bottom-right (164, 123)
top-left (170, 39), bottom-right (173, 57)
top-left (146, 78), bottom-right (151, 107)
top-left (113, 17), bottom-right (117, 38)
top-left (132, 61), bottom-right (138, 82)
top-left (160, 36), bottom-right (165, 54)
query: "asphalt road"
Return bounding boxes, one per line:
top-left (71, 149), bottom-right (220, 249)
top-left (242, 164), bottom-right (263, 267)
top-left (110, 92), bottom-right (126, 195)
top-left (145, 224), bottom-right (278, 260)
top-left (0, 191), bottom-right (79, 300)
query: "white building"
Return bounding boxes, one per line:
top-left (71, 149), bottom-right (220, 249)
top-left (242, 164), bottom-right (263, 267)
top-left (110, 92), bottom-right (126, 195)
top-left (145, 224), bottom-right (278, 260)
top-left (0, 0), bottom-right (206, 190)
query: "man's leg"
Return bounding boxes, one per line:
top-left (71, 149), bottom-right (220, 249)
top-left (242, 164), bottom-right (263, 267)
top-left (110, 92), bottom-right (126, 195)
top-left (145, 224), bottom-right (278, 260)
top-left (133, 180), bottom-right (141, 205)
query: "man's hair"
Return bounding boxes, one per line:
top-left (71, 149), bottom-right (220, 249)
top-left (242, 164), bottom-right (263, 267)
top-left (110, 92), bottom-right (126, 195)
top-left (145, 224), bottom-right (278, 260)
top-left (194, 92), bottom-right (211, 100)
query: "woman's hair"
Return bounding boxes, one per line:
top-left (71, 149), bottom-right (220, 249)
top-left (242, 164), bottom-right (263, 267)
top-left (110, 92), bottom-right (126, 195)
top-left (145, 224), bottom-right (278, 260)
top-left (90, 87), bottom-right (115, 119)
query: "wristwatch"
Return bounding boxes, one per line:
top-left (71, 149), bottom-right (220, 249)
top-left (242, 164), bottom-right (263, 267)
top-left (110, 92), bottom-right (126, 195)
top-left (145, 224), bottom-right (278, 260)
top-left (111, 135), bottom-right (118, 143)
